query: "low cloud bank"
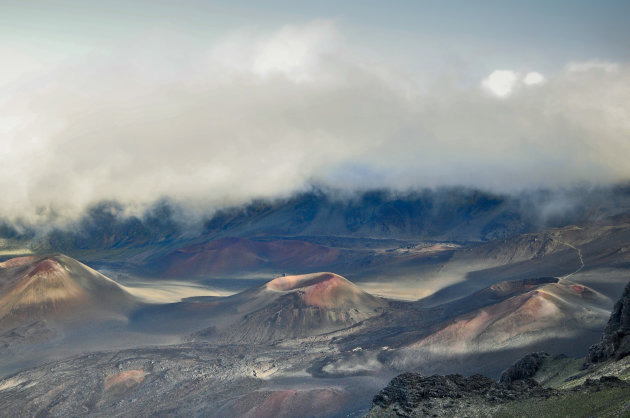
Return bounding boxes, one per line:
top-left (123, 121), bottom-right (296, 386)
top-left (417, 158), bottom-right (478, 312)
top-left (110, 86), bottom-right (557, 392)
top-left (2, 21), bottom-right (629, 224)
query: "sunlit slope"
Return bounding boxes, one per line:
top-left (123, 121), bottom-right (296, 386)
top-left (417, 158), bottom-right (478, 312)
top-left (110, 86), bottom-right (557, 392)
top-left (219, 272), bottom-right (387, 343)
top-left (406, 279), bottom-right (609, 356)
top-left (0, 254), bottom-right (138, 328)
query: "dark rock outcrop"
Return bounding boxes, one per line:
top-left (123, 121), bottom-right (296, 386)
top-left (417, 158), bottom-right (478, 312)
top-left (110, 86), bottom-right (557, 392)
top-left (367, 372), bottom-right (554, 417)
top-left (587, 280), bottom-right (630, 364)
top-left (573, 376), bottom-right (629, 392)
top-left (499, 351), bottom-right (550, 385)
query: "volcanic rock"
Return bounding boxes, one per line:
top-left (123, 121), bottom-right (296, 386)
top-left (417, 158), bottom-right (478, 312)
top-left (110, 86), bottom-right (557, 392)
top-left (367, 372), bottom-right (554, 417)
top-left (587, 280), bottom-right (630, 363)
top-left (499, 352), bottom-right (550, 385)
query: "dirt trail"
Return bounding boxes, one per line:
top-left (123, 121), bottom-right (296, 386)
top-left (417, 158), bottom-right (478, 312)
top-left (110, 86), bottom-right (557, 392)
top-left (557, 239), bottom-right (584, 279)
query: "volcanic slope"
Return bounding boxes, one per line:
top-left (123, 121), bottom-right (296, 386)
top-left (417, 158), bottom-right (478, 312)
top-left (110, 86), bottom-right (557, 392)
top-left (383, 279), bottom-right (610, 375)
top-left (0, 254), bottom-right (137, 331)
top-left (198, 272), bottom-right (389, 343)
top-left (367, 280), bottom-right (630, 418)
top-left (313, 277), bottom-right (611, 380)
top-left (443, 222), bottom-right (630, 301)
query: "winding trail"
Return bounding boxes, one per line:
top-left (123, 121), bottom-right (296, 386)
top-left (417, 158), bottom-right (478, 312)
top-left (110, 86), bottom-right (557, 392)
top-left (557, 239), bottom-right (585, 279)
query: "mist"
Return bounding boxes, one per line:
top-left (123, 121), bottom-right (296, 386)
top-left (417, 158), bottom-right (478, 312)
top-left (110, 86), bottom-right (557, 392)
top-left (2, 20), bottom-right (629, 224)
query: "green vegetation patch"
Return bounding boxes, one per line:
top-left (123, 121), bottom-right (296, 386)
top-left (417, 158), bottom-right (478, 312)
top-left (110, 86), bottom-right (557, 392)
top-left (495, 386), bottom-right (630, 418)
top-left (535, 356), bottom-right (584, 388)
top-left (552, 356), bottom-right (630, 390)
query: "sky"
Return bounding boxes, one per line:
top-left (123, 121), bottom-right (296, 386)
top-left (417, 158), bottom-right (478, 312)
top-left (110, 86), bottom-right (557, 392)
top-left (1, 0), bottom-right (629, 223)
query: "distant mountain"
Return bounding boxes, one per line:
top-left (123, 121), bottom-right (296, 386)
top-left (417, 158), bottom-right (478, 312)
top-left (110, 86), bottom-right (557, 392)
top-left (33, 188), bottom-right (527, 254)
top-left (42, 200), bottom-right (182, 251)
top-left (32, 185), bottom-right (630, 256)
top-left (200, 188), bottom-right (524, 241)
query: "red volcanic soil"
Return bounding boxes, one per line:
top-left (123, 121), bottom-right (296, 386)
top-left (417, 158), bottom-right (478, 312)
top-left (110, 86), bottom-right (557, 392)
top-left (26, 258), bottom-right (63, 277)
top-left (256, 390), bottom-right (296, 416)
top-left (0, 257), bottom-right (88, 322)
top-left (571, 284), bottom-right (586, 294)
top-left (410, 280), bottom-right (607, 354)
top-left (0, 255), bottom-right (135, 326)
top-left (487, 277), bottom-right (557, 298)
top-left (266, 272), bottom-right (376, 309)
top-left (221, 388), bottom-right (351, 418)
top-left (0, 256), bottom-right (36, 269)
top-left (266, 272), bottom-right (338, 291)
top-left (161, 237), bottom-right (340, 276)
top-left (104, 369), bottom-right (148, 391)
top-left (223, 273), bottom-right (386, 343)
top-left (412, 289), bottom-right (561, 352)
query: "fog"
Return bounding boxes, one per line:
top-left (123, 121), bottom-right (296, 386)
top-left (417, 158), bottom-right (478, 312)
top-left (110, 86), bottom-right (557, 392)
top-left (2, 21), bottom-right (629, 224)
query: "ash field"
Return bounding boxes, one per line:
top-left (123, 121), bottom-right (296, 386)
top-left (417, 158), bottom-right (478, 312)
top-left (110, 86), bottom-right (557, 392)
top-left (2, 189), bottom-right (630, 417)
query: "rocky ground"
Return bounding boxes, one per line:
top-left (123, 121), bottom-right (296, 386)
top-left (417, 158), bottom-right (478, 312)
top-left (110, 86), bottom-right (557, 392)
top-left (587, 280), bottom-right (630, 364)
top-left (366, 279), bottom-right (630, 417)
top-left (0, 340), bottom-right (384, 417)
top-left (367, 373), bottom-right (556, 417)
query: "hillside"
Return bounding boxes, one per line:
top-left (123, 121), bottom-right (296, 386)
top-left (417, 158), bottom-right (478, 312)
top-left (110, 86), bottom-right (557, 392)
top-left (366, 280), bottom-right (630, 417)
top-left (0, 255), bottom-right (138, 336)
top-left (218, 272), bottom-right (388, 343)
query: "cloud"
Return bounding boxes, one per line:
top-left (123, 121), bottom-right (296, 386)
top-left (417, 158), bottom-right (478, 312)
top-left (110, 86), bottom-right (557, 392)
top-left (523, 71), bottom-right (545, 85)
top-left (1, 21), bottom-right (629, 224)
top-left (481, 70), bottom-right (546, 97)
top-left (566, 60), bottom-right (619, 73)
top-left (208, 20), bottom-right (340, 83)
top-left (481, 70), bottom-right (519, 97)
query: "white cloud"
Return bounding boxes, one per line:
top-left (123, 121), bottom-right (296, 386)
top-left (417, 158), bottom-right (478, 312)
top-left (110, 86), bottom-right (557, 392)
top-left (0, 22), bottom-right (629, 223)
top-left (481, 70), bottom-right (519, 97)
top-left (208, 20), bottom-right (340, 83)
top-left (523, 71), bottom-right (545, 85)
top-left (482, 70), bottom-right (546, 97)
top-left (567, 60), bottom-right (619, 73)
